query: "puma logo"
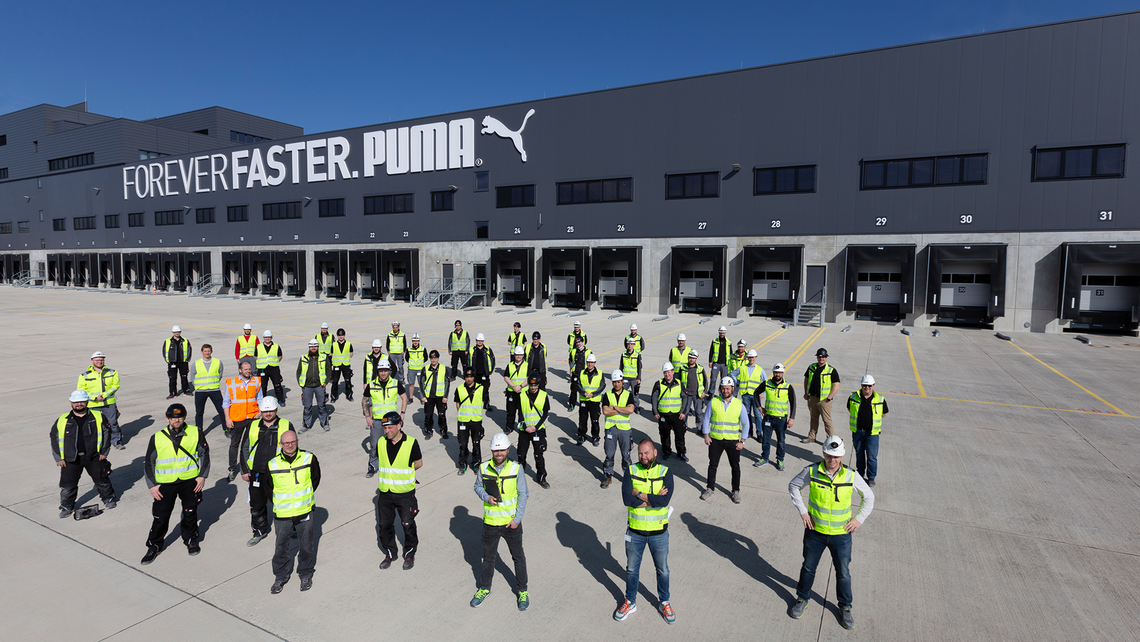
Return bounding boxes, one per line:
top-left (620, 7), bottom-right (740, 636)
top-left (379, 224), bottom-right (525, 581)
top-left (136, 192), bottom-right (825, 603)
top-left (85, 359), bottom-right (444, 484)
top-left (481, 109), bottom-right (536, 162)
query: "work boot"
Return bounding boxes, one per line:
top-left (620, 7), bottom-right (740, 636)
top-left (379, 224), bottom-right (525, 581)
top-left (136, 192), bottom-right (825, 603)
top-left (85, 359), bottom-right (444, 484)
top-left (141, 547), bottom-right (160, 565)
top-left (247, 531), bottom-right (268, 547)
top-left (59, 507), bottom-right (73, 519)
top-left (537, 475), bottom-right (550, 490)
top-left (228, 469), bottom-right (238, 482)
top-left (271, 580), bottom-right (286, 594)
top-left (103, 499), bottom-right (117, 510)
top-left (187, 540), bottom-right (201, 556)
top-left (300, 578), bottom-right (312, 591)
top-left (600, 475), bottom-right (613, 489)
top-left (402, 555), bottom-right (415, 570)
top-left (379, 556), bottom-right (396, 570)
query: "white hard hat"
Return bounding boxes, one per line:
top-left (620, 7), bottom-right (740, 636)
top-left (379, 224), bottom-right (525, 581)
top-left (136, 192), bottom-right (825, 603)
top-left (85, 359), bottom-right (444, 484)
top-left (259, 397), bottom-right (280, 412)
top-left (377, 358), bottom-right (391, 369)
top-left (861, 374), bottom-right (876, 386)
top-left (476, 333), bottom-right (485, 341)
top-left (243, 323), bottom-right (252, 330)
top-left (392, 321), bottom-right (400, 326)
top-left (718, 326), bottom-right (727, 332)
top-left (773, 363), bottom-right (786, 372)
top-left (737, 339), bottom-right (747, 346)
top-left (662, 362), bottom-right (674, 372)
top-left (513, 346), bottom-right (525, 355)
top-left (308, 339), bottom-right (320, 346)
top-left (171, 325), bottom-right (182, 332)
top-left (573, 321), bottom-right (581, 326)
top-left (586, 354), bottom-right (597, 362)
top-left (320, 323), bottom-right (329, 329)
top-left (823, 435), bottom-right (846, 457)
top-left (629, 324), bottom-right (638, 330)
top-left (263, 330), bottom-right (273, 337)
top-left (677, 333), bottom-right (686, 341)
top-left (69, 390), bottom-right (90, 402)
top-left (611, 369), bottom-right (624, 381)
top-left (90, 351), bottom-right (106, 359)
top-left (372, 339), bottom-right (383, 348)
top-left (490, 433), bottom-right (511, 451)
top-left (747, 349), bottom-right (757, 358)
top-left (720, 376), bottom-right (735, 387)
top-left (411, 333), bottom-right (420, 340)
top-left (689, 350), bottom-right (699, 358)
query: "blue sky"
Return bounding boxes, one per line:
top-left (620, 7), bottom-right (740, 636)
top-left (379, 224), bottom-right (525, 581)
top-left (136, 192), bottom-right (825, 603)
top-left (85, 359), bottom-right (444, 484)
top-left (2, 1), bottom-right (1134, 134)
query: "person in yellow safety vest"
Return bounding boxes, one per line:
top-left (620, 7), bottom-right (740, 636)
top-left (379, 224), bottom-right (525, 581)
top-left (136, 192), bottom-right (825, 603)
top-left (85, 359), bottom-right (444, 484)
top-left (650, 362), bottom-right (687, 462)
top-left (141, 403), bottom-right (209, 565)
top-left (575, 355), bottom-right (605, 446)
top-left (448, 319), bottom-right (471, 381)
top-left (364, 358), bottom-right (409, 478)
top-left (330, 328), bottom-right (354, 402)
top-left (404, 333), bottom-right (428, 400)
top-left (266, 430), bottom-right (321, 594)
top-left (847, 374), bottom-right (888, 488)
top-left (222, 360), bottom-right (262, 481)
top-left (567, 336), bottom-right (592, 408)
top-left (502, 346), bottom-right (528, 432)
top-left (385, 321), bottom-right (407, 386)
top-left (192, 344), bottom-right (226, 435)
top-left (700, 377), bottom-right (750, 504)
top-left (802, 348), bottom-right (841, 444)
top-left (678, 350), bottom-right (708, 430)
top-left (235, 323), bottom-right (258, 370)
top-left (374, 412), bottom-right (422, 571)
top-left (613, 439), bottom-right (676, 624)
top-left (507, 321), bottom-right (527, 353)
top-left (733, 349), bottom-right (767, 442)
top-left (78, 351), bottom-right (123, 450)
top-left (525, 332), bottom-right (548, 389)
top-left (517, 376), bottom-right (551, 489)
top-left (314, 322), bottom-right (333, 358)
top-left (566, 320), bottom-right (587, 356)
top-left (454, 367), bottom-right (489, 475)
top-left (416, 351), bottom-right (448, 440)
top-left (256, 330), bottom-right (286, 405)
top-left (708, 325), bottom-right (732, 383)
top-left (470, 432), bottom-right (530, 611)
top-left (727, 339), bottom-right (749, 374)
top-left (363, 339), bottom-right (386, 387)
top-left (469, 333), bottom-right (496, 389)
top-left (754, 362), bottom-right (796, 472)
top-left (239, 396), bottom-right (293, 547)
top-left (296, 339), bottom-right (332, 433)
top-left (51, 390), bottom-right (116, 518)
top-left (788, 436), bottom-right (874, 630)
top-left (624, 323), bottom-right (645, 356)
top-left (668, 334), bottom-right (691, 372)
top-left (600, 370), bottom-right (634, 489)
top-left (163, 325), bottom-right (192, 399)
top-left (620, 338), bottom-right (643, 413)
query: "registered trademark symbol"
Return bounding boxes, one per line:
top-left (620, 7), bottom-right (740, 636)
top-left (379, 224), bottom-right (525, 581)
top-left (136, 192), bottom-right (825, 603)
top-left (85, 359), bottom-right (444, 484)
top-left (475, 158), bottom-right (483, 166)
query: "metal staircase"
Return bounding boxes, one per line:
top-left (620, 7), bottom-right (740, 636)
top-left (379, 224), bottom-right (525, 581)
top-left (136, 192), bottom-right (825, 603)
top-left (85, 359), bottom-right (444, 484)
top-left (411, 273), bottom-right (488, 309)
top-left (13, 270), bottom-right (45, 287)
top-left (188, 273), bottom-right (222, 297)
top-left (412, 278), bottom-right (445, 308)
top-left (795, 285), bottom-right (825, 327)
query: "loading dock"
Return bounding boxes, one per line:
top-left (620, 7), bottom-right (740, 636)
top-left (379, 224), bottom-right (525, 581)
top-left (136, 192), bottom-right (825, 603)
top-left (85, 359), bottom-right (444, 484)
top-left (160, 252), bottom-right (183, 291)
top-left (248, 251), bottom-right (275, 295)
top-left (3, 254), bottom-right (30, 282)
top-left (183, 252), bottom-right (211, 291)
top-left (222, 251), bottom-right (252, 294)
top-left (315, 250), bottom-right (349, 298)
top-left (741, 245), bottom-right (803, 318)
top-left (670, 246), bottom-right (726, 313)
top-left (75, 253), bottom-right (96, 287)
top-left (926, 244), bottom-right (1006, 326)
top-left (143, 252), bottom-right (159, 290)
top-left (350, 251), bottom-right (381, 300)
top-left (489, 247), bottom-right (534, 307)
top-left (98, 253), bottom-right (122, 288)
top-left (1059, 242), bottom-right (1140, 333)
top-left (591, 246), bottom-right (641, 311)
top-left (274, 251), bottom-right (306, 297)
top-left (541, 247), bottom-right (589, 308)
top-left (122, 253), bottom-right (143, 289)
top-left (381, 249), bottom-right (419, 301)
top-left (844, 245), bottom-right (916, 322)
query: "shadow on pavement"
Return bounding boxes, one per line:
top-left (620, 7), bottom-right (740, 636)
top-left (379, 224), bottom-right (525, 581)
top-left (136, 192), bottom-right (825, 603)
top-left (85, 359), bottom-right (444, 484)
top-left (554, 511), bottom-right (625, 604)
top-left (679, 512), bottom-right (796, 603)
top-left (449, 505), bottom-right (515, 586)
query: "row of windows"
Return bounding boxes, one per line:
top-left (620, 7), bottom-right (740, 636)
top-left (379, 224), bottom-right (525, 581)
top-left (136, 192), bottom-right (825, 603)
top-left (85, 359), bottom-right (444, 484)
top-left (231, 130), bottom-right (269, 144)
top-left (1033, 144), bottom-right (1125, 181)
top-left (557, 178), bottom-right (633, 204)
top-left (1081, 274), bottom-right (1140, 287)
top-left (365, 194), bottom-right (415, 215)
top-left (263, 202), bottom-right (302, 220)
top-left (858, 272), bottom-right (903, 282)
top-left (861, 154), bottom-right (988, 189)
top-left (48, 152), bottom-right (94, 172)
top-left (940, 273), bottom-right (993, 284)
top-left (155, 210), bottom-right (183, 226)
top-left (73, 216), bottom-right (96, 230)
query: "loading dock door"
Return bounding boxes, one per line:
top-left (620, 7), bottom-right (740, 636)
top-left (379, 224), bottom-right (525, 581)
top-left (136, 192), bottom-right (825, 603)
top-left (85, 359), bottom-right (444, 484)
top-left (926, 244), bottom-right (1007, 323)
top-left (250, 252), bottom-right (274, 295)
top-left (591, 246), bottom-right (641, 310)
top-left (275, 251), bottom-right (305, 297)
top-left (844, 245), bottom-right (917, 321)
top-left (381, 249), bottom-right (419, 300)
top-left (489, 247), bottom-right (535, 306)
top-left (350, 251), bottom-right (380, 299)
top-left (541, 247), bottom-right (589, 307)
top-left (315, 251), bottom-right (348, 298)
top-left (1058, 243), bottom-right (1140, 330)
top-left (1080, 266), bottom-right (1139, 312)
top-left (223, 251), bottom-right (251, 294)
top-left (741, 245), bottom-right (803, 317)
top-left (669, 245), bottom-right (727, 313)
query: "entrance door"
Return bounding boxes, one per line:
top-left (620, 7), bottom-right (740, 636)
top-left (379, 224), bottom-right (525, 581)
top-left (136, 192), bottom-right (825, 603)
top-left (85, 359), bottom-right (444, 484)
top-left (473, 263), bottom-right (487, 292)
top-left (805, 266), bottom-right (826, 303)
top-left (442, 263), bottom-right (454, 290)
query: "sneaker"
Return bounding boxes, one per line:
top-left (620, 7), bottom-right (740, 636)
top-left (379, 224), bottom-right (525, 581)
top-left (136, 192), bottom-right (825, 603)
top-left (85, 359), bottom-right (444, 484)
top-left (613, 599), bottom-right (637, 621)
top-left (247, 531), bottom-right (268, 547)
top-left (660, 601), bottom-right (676, 624)
top-left (112, 443), bottom-right (126, 451)
top-left (187, 540), bottom-right (201, 556)
top-left (59, 507), bottom-right (73, 519)
top-left (228, 469), bottom-right (238, 482)
top-left (270, 580), bottom-right (286, 594)
top-left (840, 607), bottom-right (854, 629)
top-left (141, 547), bottom-right (160, 565)
top-left (379, 556), bottom-right (395, 570)
top-left (103, 499), bottom-right (117, 510)
top-left (166, 394), bottom-right (176, 400)
top-left (322, 424), bottom-right (330, 432)
top-left (440, 431), bottom-right (450, 440)
top-left (699, 488), bottom-right (714, 501)
top-left (517, 590), bottom-right (530, 612)
top-left (365, 468), bottom-right (376, 479)
top-left (402, 555), bottom-right (415, 570)
top-left (867, 478), bottom-right (876, 487)
top-left (223, 428), bottom-right (232, 438)
top-left (679, 454), bottom-right (689, 463)
top-left (183, 391), bottom-right (193, 397)
top-left (600, 475), bottom-right (613, 489)
top-left (457, 465), bottom-right (467, 476)
top-left (731, 491), bottom-right (742, 504)
top-left (470, 589), bottom-right (491, 608)
top-left (575, 438), bottom-right (584, 446)
top-left (592, 438), bottom-right (600, 447)
top-left (300, 578), bottom-right (312, 591)
top-left (753, 457), bottom-right (768, 468)
top-left (423, 430), bottom-right (434, 441)
top-left (346, 394), bottom-right (354, 402)
top-left (330, 395), bottom-right (339, 403)
top-left (776, 460), bottom-right (785, 471)
top-left (800, 437), bottom-right (812, 443)
top-left (538, 476), bottom-right (551, 490)
top-left (789, 599), bottom-right (807, 619)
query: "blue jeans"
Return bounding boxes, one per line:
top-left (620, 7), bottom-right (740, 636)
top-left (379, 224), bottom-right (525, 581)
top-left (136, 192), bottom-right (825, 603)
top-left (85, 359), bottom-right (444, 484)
top-left (761, 414), bottom-right (787, 462)
top-left (796, 528), bottom-right (852, 608)
top-left (851, 431), bottom-right (879, 481)
top-left (625, 529), bottom-right (669, 604)
top-left (741, 394), bottom-right (761, 438)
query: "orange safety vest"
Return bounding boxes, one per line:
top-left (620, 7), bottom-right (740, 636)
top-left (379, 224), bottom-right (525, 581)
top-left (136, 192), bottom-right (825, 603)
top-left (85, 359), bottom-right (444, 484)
top-left (225, 375), bottom-right (261, 422)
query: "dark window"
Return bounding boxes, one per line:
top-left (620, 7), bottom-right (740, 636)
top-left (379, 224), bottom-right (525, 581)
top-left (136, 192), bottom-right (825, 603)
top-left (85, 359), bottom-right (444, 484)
top-left (319, 199), bottom-right (345, 218)
top-left (754, 165), bottom-right (816, 194)
top-left (475, 221), bottom-right (489, 239)
top-left (1087, 275), bottom-right (1114, 286)
top-left (155, 210), bottom-right (184, 226)
top-left (1116, 275), bottom-right (1140, 287)
top-left (138, 150), bottom-right (168, 160)
top-left (0, 222), bottom-right (10, 234)
top-left (74, 216), bottom-right (96, 230)
top-left (196, 207), bottom-right (215, 224)
top-left (951, 273), bottom-right (973, 284)
top-left (0, 168), bottom-right (7, 179)
top-left (128, 212), bottom-right (144, 227)
top-left (364, 194), bottom-right (415, 215)
top-left (431, 191), bottom-right (455, 211)
top-left (974, 274), bottom-right (991, 284)
top-left (53, 218), bottom-right (66, 231)
top-left (193, 129), bottom-right (209, 136)
top-left (230, 130), bottom-right (269, 144)
top-left (496, 185), bottom-right (535, 208)
top-left (105, 214), bottom-right (120, 229)
top-left (556, 178), bottom-right (633, 204)
top-left (17, 221), bottom-right (29, 233)
top-left (227, 205), bottom-right (248, 222)
top-left (0, 135), bottom-right (6, 146)
top-left (263, 201), bottom-right (302, 220)
top-left (1033, 144), bottom-right (1125, 181)
top-left (666, 171), bottom-right (719, 199)
top-left (474, 172), bottom-right (489, 192)
top-left (862, 154), bottom-right (987, 189)
top-left (48, 152), bottom-right (94, 171)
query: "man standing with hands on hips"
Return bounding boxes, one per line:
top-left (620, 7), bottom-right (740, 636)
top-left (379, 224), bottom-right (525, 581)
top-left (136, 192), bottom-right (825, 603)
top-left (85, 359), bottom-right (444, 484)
top-left (51, 390), bottom-right (116, 518)
top-left (470, 433), bottom-right (530, 611)
top-left (802, 348), bottom-right (839, 444)
top-left (614, 438), bottom-right (676, 624)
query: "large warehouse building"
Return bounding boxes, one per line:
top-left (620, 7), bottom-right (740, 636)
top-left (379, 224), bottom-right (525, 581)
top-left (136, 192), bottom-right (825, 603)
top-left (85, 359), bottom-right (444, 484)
top-left (2, 11), bottom-right (1138, 333)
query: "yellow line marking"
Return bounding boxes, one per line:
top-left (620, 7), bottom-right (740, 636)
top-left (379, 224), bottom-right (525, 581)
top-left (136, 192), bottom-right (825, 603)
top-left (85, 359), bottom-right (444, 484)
top-left (783, 326), bottom-right (825, 371)
top-left (1006, 341), bottom-right (1130, 417)
top-left (905, 335), bottom-right (927, 397)
top-left (832, 387), bottom-right (1131, 418)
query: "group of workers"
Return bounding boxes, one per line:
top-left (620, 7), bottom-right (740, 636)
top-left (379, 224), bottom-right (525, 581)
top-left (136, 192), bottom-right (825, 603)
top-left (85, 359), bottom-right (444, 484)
top-left (52, 316), bottom-right (890, 629)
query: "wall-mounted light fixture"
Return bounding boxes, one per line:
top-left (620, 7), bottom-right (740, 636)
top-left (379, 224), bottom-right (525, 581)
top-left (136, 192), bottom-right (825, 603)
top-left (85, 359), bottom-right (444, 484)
top-left (731, 164), bottom-right (741, 171)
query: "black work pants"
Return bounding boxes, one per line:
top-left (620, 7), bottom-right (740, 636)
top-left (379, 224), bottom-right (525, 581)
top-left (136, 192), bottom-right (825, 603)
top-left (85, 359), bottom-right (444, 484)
top-left (147, 478), bottom-right (200, 549)
top-left (658, 413), bottom-right (686, 456)
top-left (248, 470), bottom-right (271, 536)
top-left (578, 401), bottom-right (601, 441)
top-left (504, 392), bottom-right (523, 432)
top-left (228, 418), bottom-right (252, 472)
top-left (260, 367), bottom-right (285, 403)
top-left (516, 429), bottom-right (547, 479)
top-left (457, 421), bottom-right (484, 468)
top-left (273, 512), bottom-right (315, 582)
top-left (450, 351), bottom-right (468, 379)
top-left (423, 398), bottom-right (448, 435)
top-left (479, 522), bottom-right (528, 591)
top-left (168, 362), bottom-right (189, 395)
top-left (330, 365), bottom-right (353, 399)
top-left (706, 439), bottom-right (742, 492)
top-left (194, 390), bottom-right (224, 431)
top-left (59, 453), bottom-right (114, 510)
top-left (377, 491), bottom-right (418, 559)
